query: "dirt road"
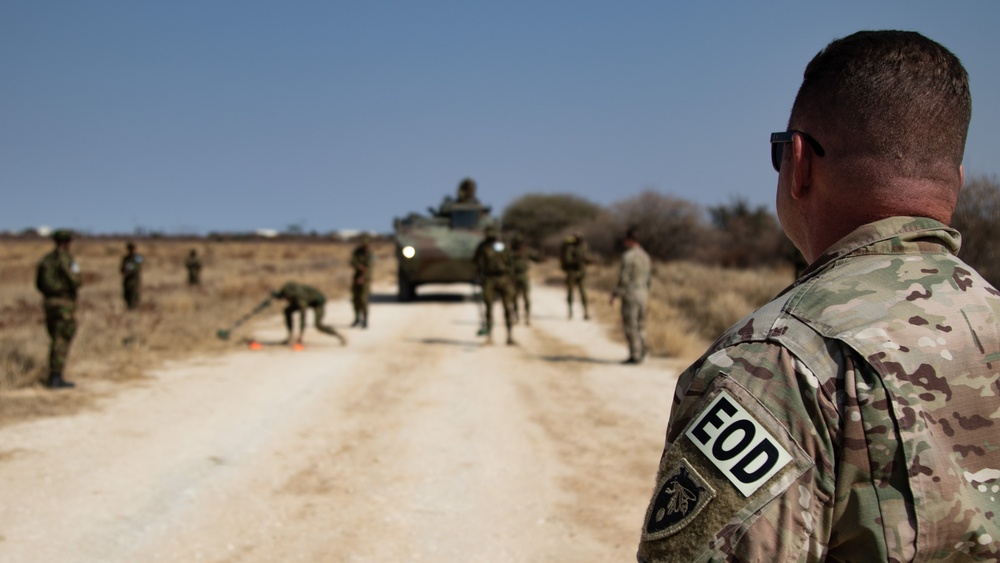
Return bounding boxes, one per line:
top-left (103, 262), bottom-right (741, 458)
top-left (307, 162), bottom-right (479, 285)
top-left (0, 283), bottom-right (680, 562)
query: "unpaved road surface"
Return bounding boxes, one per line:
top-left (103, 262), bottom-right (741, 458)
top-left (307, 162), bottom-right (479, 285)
top-left (0, 283), bottom-right (680, 562)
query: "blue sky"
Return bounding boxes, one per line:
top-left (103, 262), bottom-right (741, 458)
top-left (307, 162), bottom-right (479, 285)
top-left (2, 1), bottom-right (998, 235)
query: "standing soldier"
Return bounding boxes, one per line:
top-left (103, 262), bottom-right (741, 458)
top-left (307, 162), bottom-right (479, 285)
top-left (559, 233), bottom-right (590, 320)
top-left (610, 227), bottom-right (651, 364)
top-left (509, 234), bottom-right (542, 325)
top-left (473, 226), bottom-right (516, 345)
top-left (185, 249), bottom-right (202, 286)
top-left (637, 31), bottom-right (1000, 561)
top-left (456, 177), bottom-right (480, 204)
top-left (350, 235), bottom-right (374, 328)
top-left (120, 241), bottom-right (143, 310)
top-left (271, 281), bottom-right (346, 345)
top-left (35, 229), bottom-right (81, 389)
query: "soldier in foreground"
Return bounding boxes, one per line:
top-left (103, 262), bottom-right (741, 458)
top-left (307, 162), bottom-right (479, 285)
top-left (271, 282), bottom-right (346, 345)
top-left (509, 234), bottom-right (542, 325)
top-left (473, 227), bottom-right (516, 345)
top-left (610, 227), bottom-right (650, 364)
top-left (185, 249), bottom-right (202, 286)
top-left (120, 241), bottom-right (143, 310)
top-left (350, 235), bottom-right (374, 328)
top-left (560, 233), bottom-right (589, 320)
top-left (35, 229), bottom-right (81, 389)
top-left (637, 31), bottom-right (999, 561)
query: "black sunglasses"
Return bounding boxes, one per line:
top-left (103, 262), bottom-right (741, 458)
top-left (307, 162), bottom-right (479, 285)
top-left (770, 130), bottom-right (826, 172)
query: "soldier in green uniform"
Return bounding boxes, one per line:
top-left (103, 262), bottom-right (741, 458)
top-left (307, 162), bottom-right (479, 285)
top-left (559, 233), bottom-right (589, 320)
top-left (509, 234), bottom-right (542, 326)
top-left (185, 249), bottom-right (202, 286)
top-left (120, 241), bottom-right (143, 310)
top-left (637, 31), bottom-right (999, 562)
top-left (610, 227), bottom-right (651, 364)
top-left (35, 229), bottom-right (81, 389)
top-left (271, 281), bottom-right (346, 345)
top-left (473, 226), bottom-right (516, 345)
top-left (350, 235), bottom-right (374, 328)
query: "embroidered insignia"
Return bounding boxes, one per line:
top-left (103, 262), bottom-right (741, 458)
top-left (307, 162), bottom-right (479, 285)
top-left (685, 389), bottom-right (793, 497)
top-left (643, 459), bottom-right (715, 540)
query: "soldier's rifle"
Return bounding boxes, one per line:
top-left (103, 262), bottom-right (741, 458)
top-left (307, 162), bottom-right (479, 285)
top-left (216, 297), bottom-right (274, 340)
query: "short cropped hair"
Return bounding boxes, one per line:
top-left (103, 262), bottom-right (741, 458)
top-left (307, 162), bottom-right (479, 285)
top-left (625, 226), bottom-right (639, 241)
top-left (791, 31), bottom-right (971, 175)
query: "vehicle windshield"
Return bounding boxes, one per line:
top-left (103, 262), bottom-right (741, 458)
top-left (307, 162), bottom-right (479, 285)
top-left (450, 210), bottom-right (480, 229)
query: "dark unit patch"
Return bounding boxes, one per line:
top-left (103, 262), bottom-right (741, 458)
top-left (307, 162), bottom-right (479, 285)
top-left (643, 459), bottom-right (716, 540)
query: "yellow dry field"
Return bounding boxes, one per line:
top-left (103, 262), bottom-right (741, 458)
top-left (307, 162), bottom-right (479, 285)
top-left (1, 238), bottom-right (791, 428)
top-left (0, 237), bottom-right (395, 424)
top-left (536, 258), bottom-right (794, 361)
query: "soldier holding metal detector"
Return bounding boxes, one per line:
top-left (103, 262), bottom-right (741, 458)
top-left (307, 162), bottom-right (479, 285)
top-left (271, 282), bottom-right (346, 346)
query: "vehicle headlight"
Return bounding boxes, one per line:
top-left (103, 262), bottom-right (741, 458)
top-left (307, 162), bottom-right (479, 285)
top-left (401, 246), bottom-right (416, 259)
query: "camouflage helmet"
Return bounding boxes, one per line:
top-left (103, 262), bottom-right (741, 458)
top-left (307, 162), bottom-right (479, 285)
top-left (484, 225), bottom-right (498, 238)
top-left (52, 229), bottom-right (73, 243)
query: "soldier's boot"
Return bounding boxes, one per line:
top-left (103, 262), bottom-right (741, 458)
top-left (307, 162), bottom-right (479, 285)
top-left (351, 317), bottom-right (361, 328)
top-left (525, 305), bottom-right (531, 326)
top-left (46, 372), bottom-right (75, 389)
top-left (583, 305), bottom-right (590, 321)
top-left (506, 333), bottom-right (516, 346)
top-left (361, 313), bottom-right (368, 329)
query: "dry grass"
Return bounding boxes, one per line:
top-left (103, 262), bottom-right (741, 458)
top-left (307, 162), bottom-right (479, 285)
top-left (540, 258), bottom-right (794, 362)
top-left (2, 237), bottom-right (788, 426)
top-left (0, 237), bottom-right (394, 424)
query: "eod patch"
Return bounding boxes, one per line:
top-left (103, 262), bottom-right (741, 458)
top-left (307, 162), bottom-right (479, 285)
top-left (685, 389), bottom-right (792, 497)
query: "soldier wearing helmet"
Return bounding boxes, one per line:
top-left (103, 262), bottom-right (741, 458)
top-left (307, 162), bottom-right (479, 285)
top-left (559, 232), bottom-right (590, 320)
top-left (35, 229), bottom-right (81, 388)
top-left (350, 234), bottom-right (374, 328)
top-left (508, 233), bottom-right (542, 325)
top-left (120, 241), bottom-right (143, 310)
top-left (473, 226), bottom-right (516, 345)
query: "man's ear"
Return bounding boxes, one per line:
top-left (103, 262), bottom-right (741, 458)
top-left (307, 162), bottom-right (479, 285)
top-left (790, 133), bottom-right (813, 200)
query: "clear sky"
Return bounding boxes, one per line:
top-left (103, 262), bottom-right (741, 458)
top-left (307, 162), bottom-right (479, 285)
top-left (2, 1), bottom-right (998, 235)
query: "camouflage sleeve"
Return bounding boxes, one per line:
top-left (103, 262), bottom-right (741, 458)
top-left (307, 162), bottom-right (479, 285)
top-left (637, 342), bottom-right (838, 563)
top-left (59, 253), bottom-right (81, 290)
top-left (614, 251), bottom-right (632, 297)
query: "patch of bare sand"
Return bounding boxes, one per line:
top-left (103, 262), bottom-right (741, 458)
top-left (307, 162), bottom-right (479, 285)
top-left (0, 282), bottom-right (681, 562)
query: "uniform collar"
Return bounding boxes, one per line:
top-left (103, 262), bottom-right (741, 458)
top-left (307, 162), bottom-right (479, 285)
top-left (793, 216), bottom-right (961, 288)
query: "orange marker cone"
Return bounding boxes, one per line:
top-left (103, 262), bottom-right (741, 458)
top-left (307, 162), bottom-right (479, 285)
top-left (292, 343), bottom-right (305, 352)
top-left (248, 340), bottom-right (262, 351)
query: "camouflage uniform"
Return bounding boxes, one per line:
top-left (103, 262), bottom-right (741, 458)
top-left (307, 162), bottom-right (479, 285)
top-left (613, 244), bottom-right (651, 363)
top-left (560, 236), bottom-right (589, 319)
top-left (350, 238), bottom-right (374, 328)
top-left (509, 236), bottom-right (542, 325)
top-left (474, 231), bottom-right (516, 344)
top-left (637, 217), bottom-right (1000, 562)
top-left (185, 250), bottom-right (202, 285)
top-left (35, 231), bottom-right (81, 387)
top-left (120, 245), bottom-right (143, 310)
top-left (272, 282), bottom-right (346, 344)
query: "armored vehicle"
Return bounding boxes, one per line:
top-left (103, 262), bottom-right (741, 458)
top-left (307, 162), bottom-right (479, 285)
top-left (393, 179), bottom-right (499, 301)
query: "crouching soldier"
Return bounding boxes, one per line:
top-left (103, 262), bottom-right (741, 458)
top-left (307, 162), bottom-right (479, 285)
top-left (271, 282), bottom-right (347, 345)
